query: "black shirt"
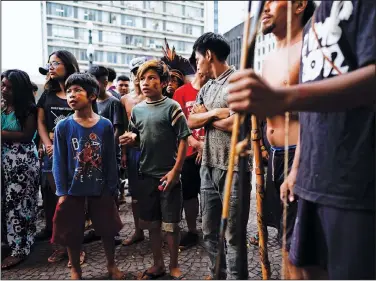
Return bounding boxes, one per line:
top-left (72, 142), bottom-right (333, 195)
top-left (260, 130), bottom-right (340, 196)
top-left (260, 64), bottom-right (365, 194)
top-left (295, 0), bottom-right (375, 210)
top-left (108, 88), bottom-right (121, 100)
top-left (97, 95), bottom-right (123, 129)
top-left (36, 91), bottom-right (73, 133)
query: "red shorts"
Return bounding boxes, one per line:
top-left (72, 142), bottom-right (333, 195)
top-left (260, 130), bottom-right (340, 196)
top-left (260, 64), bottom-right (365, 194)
top-left (51, 194), bottom-right (123, 247)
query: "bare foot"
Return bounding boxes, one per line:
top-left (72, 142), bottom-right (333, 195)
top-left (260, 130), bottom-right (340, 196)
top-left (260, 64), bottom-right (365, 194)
top-left (70, 268), bottom-right (82, 280)
top-left (170, 268), bottom-right (185, 280)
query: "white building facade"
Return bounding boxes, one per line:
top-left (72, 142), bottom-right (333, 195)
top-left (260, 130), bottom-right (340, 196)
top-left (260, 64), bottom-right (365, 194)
top-left (41, 1), bottom-right (205, 76)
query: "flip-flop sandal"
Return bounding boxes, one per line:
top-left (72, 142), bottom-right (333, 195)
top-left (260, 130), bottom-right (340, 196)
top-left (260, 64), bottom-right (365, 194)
top-left (48, 249), bottom-right (67, 263)
top-left (122, 236), bottom-right (145, 247)
top-left (1, 256), bottom-right (25, 270)
top-left (138, 270), bottom-right (166, 280)
top-left (67, 251), bottom-right (86, 268)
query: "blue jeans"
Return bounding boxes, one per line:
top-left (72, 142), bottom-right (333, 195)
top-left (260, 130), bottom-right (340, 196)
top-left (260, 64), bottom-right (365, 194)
top-left (200, 165), bottom-right (251, 279)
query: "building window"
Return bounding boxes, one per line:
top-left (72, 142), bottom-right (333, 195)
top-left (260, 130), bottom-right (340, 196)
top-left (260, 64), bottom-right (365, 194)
top-left (186, 6), bottom-right (202, 18)
top-left (146, 18), bottom-right (162, 31)
top-left (184, 24), bottom-right (192, 35)
top-left (103, 31), bottom-right (121, 45)
top-left (79, 49), bottom-right (86, 61)
top-left (81, 8), bottom-right (102, 22)
top-left (47, 3), bottom-right (74, 18)
top-left (133, 36), bottom-right (145, 47)
top-left (166, 3), bottom-right (182, 16)
top-left (145, 1), bottom-right (162, 12)
top-left (107, 52), bottom-right (117, 64)
top-left (51, 25), bottom-right (75, 39)
top-left (122, 15), bottom-right (136, 27)
top-left (47, 24), bottom-right (52, 36)
top-left (108, 12), bottom-right (120, 25)
top-left (177, 41), bottom-right (185, 52)
top-left (94, 51), bottom-right (103, 62)
top-left (192, 25), bottom-right (202, 37)
top-left (123, 1), bottom-right (143, 10)
top-left (166, 21), bottom-right (183, 33)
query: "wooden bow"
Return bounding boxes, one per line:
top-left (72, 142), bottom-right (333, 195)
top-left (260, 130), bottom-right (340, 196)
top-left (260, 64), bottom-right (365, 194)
top-left (214, 1), bottom-right (271, 279)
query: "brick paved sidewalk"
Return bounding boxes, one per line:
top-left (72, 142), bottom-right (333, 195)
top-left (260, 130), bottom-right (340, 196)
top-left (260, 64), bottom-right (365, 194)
top-left (1, 189), bottom-right (282, 280)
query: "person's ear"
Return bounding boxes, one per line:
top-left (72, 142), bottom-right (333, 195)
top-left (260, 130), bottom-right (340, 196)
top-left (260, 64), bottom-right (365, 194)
top-left (103, 80), bottom-right (108, 89)
top-left (295, 0), bottom-right (307, 16)
top-left (206, 50), bottom-right (213, 62)
top-left (89, 93), bottom-right (97, 102)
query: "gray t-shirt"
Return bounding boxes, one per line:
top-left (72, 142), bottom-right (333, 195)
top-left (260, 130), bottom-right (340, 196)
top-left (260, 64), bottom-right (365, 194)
top-left (129, 96), bottom-right (191, 178)
top-left (196, 66), bottom-right (251, 172)
top-left (97, 95), bottom-right (123, 128)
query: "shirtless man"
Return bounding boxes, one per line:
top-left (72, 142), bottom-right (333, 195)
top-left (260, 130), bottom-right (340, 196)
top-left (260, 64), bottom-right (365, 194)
top-left (250, 1), bottom-right (315, 279)
top-left (120, 57), bottom-right (148, 246)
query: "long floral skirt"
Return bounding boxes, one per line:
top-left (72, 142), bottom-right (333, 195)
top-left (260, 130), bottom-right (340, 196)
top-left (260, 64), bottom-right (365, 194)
top-left (1, 142), bottom-right (40, 257)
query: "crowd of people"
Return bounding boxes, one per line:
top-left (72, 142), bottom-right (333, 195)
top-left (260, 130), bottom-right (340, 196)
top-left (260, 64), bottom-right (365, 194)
top-left (1, 0), bottom-right (375, 280)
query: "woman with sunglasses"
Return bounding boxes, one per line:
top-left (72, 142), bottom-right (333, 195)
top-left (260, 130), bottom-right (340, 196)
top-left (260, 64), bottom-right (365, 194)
top-left (36, 50), bottom-right (85, 266)
top-left (1, 69), bottom-right (40, 269)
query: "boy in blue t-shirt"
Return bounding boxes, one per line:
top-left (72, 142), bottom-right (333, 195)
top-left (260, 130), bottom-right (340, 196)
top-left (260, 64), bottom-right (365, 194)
top-left (119, 60), bottom-right (191, 280)
top-left (52, 73), bottom-right (125, 280)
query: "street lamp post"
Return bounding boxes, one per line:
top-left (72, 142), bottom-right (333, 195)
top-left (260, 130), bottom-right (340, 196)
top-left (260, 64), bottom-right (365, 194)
top-left (86, 21), bottom-right (94, 68)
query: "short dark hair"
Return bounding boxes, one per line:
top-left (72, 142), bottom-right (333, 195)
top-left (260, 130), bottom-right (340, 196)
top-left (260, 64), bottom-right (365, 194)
top-left (31, 82), bottom-right (38, 92)
top-left (65, 73), bottom-right (99, 99)
top-left (117, 75), bottom-right (130, 82)
top-left (107, 67), bottom-right (117, 82)
top-left (87, 65), bottom-right (109, 81)
top-left (193, 32), bottom-right (231, 62)
top-left (302, 0), bottom-right (316, 26)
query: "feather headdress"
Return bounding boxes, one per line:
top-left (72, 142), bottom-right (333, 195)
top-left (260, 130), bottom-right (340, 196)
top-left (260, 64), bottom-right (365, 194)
top-left (161, 38), bottom-right (195, 76)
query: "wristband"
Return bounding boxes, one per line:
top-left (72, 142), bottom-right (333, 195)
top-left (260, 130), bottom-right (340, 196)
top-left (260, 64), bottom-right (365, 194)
top-left (261, 145), bottom-right (266, 152)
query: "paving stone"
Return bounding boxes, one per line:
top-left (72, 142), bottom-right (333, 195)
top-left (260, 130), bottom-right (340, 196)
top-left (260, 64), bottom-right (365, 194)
top-left (1, 189), bottom-right (283, 280)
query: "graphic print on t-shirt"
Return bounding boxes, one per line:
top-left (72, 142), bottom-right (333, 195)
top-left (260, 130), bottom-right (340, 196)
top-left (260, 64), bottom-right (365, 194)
top-left (72, 132), bottom-right (103, 183)
top-left (50, 106), bottom-right (73, 131)
top-left (301, 1), bottom-right (353, 82)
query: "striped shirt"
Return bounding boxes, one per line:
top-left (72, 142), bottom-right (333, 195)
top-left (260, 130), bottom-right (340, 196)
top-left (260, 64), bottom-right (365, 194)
top-left (129, 96), bottom-right (191, 178)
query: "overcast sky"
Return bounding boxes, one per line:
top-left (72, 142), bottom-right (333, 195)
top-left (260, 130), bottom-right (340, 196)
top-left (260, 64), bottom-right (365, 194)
top-left (1, 1), bottom-right (248, 80)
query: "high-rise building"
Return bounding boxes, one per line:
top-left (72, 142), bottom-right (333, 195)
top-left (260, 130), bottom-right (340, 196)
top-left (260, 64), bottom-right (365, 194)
top-left (224, 20), bottom-right (276, 73)
top-left (41, 1), bottom-right (205, 76)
